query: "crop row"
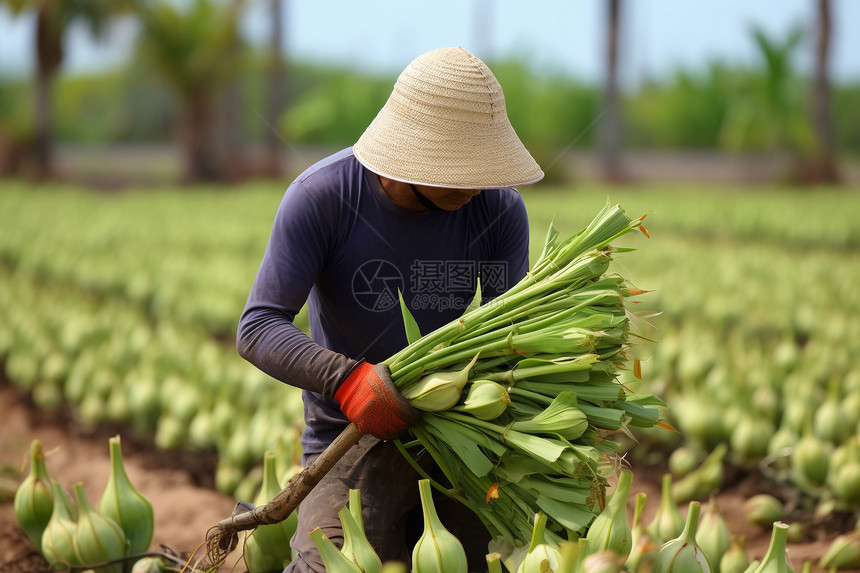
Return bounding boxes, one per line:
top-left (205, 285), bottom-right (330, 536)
top-left (2, 182), bottom-right (860, 512)
top-left (524, 187), bottom-right (860, 513)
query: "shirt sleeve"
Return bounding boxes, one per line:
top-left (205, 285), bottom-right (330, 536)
top-left (489, 190), bottom-right (530, 294)
top-left (236, 181), bottom-right (359, 399)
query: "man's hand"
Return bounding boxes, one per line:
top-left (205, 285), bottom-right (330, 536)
top-left (334, 362), bottom-right (421, 440)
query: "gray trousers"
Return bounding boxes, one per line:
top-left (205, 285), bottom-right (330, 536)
top-left (283, 433), bottom-right (491, 572)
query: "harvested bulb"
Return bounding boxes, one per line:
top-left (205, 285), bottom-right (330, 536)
top-left (669, 446), bottom-right (701, 479)
top-left (41, 480), bottom-right (80, 571)
top-left (73, 482), bottom-right (128, 573)
top-left (460, 380), bottom-right (511, 420)
top-left (749, 521), bottom-right (794, 573)
top-left (339, 502), bottom-right (382, 573)
top-left (130, 557), bottom-right (164, 573)
top-left (585, 469), bottom-right (633, 559)
top-left (509, 391), bottom-right (587, 440)
top-left (517, 512), bottom-right (562, 573)
top-left (819, 525), bottom-right (860, 570)
top-left (412, 479), bottom-right (468, 573)
top-left (719, 536), bottom-right (750, 573)
top-left (308, 527), bottom-right (361, 573)
top-left (695, 499), bottom-right (730, 571)
top-left (242, 451), bottom-right (296, 572)
top-left (627, 492), bottom-right (659, 573)
top-left (581, 550), bottom-right (626, 572)
top-left (832, 461), bottom-right (860, 505)
top-left (791, 433), bottom-right (830, 488)
top-left (14, 439), bottom-right (54, 554)
top-left (651, 500), bottom-right (712, 573)
top-left (672, 443), bottom-right (727, 505)
top-left (647, 474), bottom-right (684, 543)
top-left (402, 354), bottom-right (479, 412)
top-left (743, 495), bottom-right (785, 529)
top-left (98, 435), bottom-right (154, 557)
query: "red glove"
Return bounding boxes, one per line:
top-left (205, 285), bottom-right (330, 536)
top-left (334, 362), bottom-right (421, 440)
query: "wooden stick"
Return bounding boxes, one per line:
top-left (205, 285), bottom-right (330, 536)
top-left (210, 422), bottom-right (363, 547)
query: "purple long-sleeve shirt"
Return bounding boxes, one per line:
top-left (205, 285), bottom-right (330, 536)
top-left (237, 148), bottom-right (529, 454)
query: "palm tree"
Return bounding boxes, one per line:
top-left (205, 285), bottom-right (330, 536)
top-left (718, 24), bottom-right (818, 182)
top-left (259, 0), bottom-right (286, 177)
top-left (600, 0), bottom-right (626, 182)
top-left (1, 0), bottom-right (137, 178)
top-left (809, 0), bottom-right (839, 182)
top-left (137, 0), bottom-right (245, 182)
top-left (214, 0), bottom-right (247, 181)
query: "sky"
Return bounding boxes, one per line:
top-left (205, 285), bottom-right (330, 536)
top-left (0, 0), bottom-right (859, 85)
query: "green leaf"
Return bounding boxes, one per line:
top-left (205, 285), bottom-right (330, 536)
top-left (515, 380), bottom-right (622, 403)
top-left (515, 475), bottom-right (592, 505)
top-left (464, 276), bottom-right (482, 315)
top-left (437, 411), bottom-right (568, 465)
top-left (533, 494), bottom-right (596, 533)
top-left (616, 400), bottom-right (661, 428)
top-left (577, 403), bottom-right (625, 430)
top-left (398, 289), bottom-right (422, 345)
top-left (422, 417), bottom-right (497, 477)
top-left (495, 452), bottom-right (555, 482)
top-left (509, 355), bottom-right (600, 383)
top-left (498, 429), bottom-right (568, 464)
top-left (535, 221), bottom-right (560, 265)
top-left (509, 392), bottom-right (588, 440)
top-left (626, 393), bottom-right (669, 407)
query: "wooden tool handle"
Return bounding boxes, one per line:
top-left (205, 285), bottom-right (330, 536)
top-left (215, 422), bottom-right (363, 534)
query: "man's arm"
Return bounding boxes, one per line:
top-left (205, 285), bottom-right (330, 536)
top-left (236, 179), bottom-right (419, 439)
top-left (236, 181), bottom-right (357, 399)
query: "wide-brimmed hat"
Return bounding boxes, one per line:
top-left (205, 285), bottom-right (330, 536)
top-left (353, 47), bottom-right (544, 189)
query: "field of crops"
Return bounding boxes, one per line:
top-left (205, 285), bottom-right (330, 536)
top-left (2, 180), bottom-right (860, 572)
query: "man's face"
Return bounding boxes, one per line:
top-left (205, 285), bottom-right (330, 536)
top-left (414, 185), bottom-right (483, 211)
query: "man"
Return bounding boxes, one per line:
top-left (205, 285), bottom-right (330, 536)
top-left (237, 46), bottom-right (543, 572)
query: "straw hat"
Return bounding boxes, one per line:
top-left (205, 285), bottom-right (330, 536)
top-left (353, 47), bottom-right (544, 189)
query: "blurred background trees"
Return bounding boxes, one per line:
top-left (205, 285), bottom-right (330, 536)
top-left (137, 0), bottom-right (244, 182)
top-left (0, 0), bottom-right (855, 185)
top-left (810, 0), bottom-right (839, 182)
top-left (0, 0), bottom-right (139, 178)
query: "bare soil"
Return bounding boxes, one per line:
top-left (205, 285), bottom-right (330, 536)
top-left (1, 378), bottom-right (856, 573)
top-left (0, 380), bottom-right (241, 573)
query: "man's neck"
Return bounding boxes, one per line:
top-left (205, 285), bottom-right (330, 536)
top-left (377, 175), bottom-right (427, 212)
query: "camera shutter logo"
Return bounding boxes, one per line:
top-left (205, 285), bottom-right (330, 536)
top-left (352, 260), bottom-right (404, 312)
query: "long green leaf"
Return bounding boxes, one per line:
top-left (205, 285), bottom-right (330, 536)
top-left (397, 289), bottom-right (422, 345)
top-left (533, 494), bottom-right (596, 533)
top-left (421, 417), bottom-right (496, 477)
top-left (464, 276), bottom-right (482, 315)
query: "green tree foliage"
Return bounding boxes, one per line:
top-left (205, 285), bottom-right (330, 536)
top-left (136, 0), bottom-right (244, 181)
top-left (0, 77), bottom-right (30, 137)
top-left (833, 83), bottom-right (860, 153)
top-left (137, 0), bottom-right (242, 103)
top-left (625, 63), bottom-right (736, 149)
top-left (1, 0), bottom-right (139, 172)
top-left (718, 24), bottom-right (815, 154)
top-left (2, 47), bottom-right (859, 161)
top-left (53, 72), bottom-right (133, 143)
top-left (279, 68), bottom-right (394, 146)
top-left (491, 60), bottom-right (600, 181)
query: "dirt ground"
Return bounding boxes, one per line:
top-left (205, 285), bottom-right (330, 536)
top-left (0, 378), bottom-right (856, 573)
top-left (0, 381), bottom-right (242, 573)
